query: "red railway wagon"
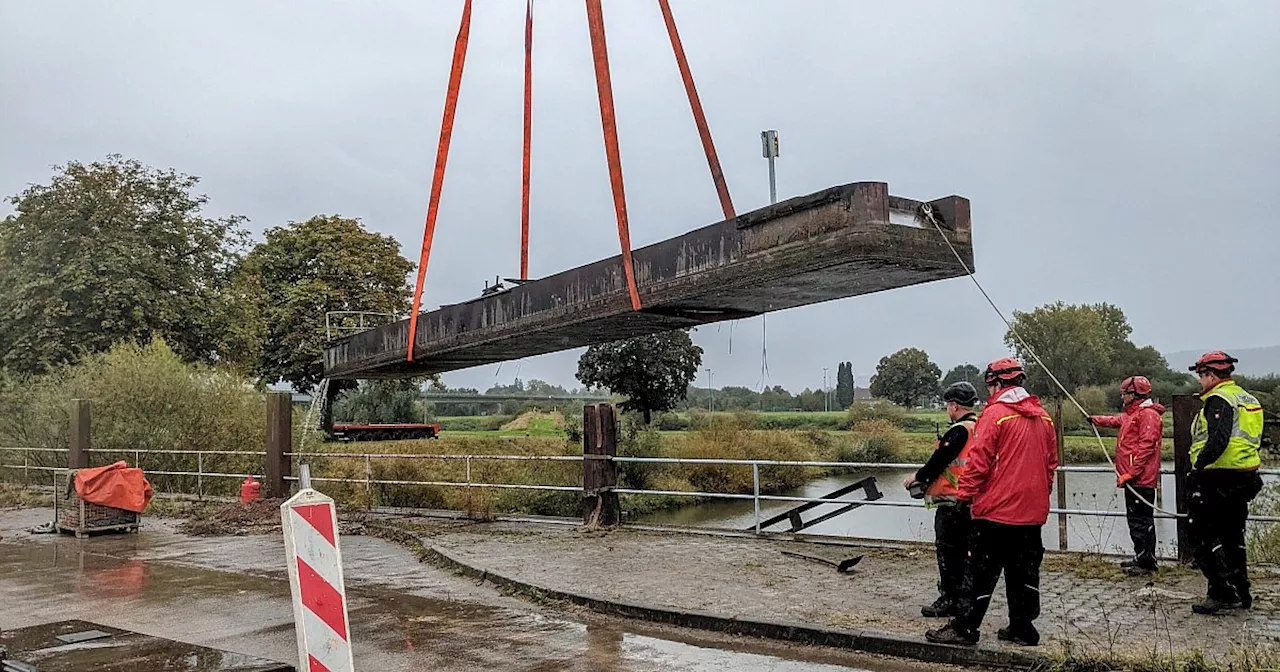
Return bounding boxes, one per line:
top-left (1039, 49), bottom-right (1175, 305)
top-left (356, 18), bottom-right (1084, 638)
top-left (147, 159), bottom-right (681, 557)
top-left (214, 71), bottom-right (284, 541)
top-left (331, 423), bottom-right (441, 441)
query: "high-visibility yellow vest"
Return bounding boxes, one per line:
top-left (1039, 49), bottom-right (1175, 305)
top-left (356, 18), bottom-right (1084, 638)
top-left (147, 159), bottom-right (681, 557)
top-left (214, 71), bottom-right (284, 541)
top-left (925, 418), bottom-right (976, 505)
top-left (1190, 380), bottom-right (1263, 470)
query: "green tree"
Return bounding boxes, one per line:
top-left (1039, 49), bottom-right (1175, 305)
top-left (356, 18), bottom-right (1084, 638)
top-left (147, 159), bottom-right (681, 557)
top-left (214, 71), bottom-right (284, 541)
top-left (237, 215), bottom-right (414, 394)
top-left (576, 330), bottom-right (703, 423)
top-left (835, 362), bottom-right (856, 409)
top-left (333, 379), bottom-right (425, 424)
top-left (869, 348), bottom-right (941, 407)
top-left (942, 363), bottom-right (981, 388)
top-left (796, 387), bottom-right (825, 411)
top-left (1004, 302), bottom-right (1116, 399)
top-left (0, 156), bottom-right (249, 374)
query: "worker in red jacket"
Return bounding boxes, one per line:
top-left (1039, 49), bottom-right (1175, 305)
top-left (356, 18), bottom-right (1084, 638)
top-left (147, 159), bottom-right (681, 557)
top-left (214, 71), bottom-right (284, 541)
top-left (1088, 376), bottom-right (1165, 576)
top-left (926, 358), bottom-right (1058, 647)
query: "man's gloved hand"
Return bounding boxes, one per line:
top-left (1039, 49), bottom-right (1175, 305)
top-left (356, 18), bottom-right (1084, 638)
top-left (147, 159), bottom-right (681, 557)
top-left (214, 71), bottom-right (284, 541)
top-left (1116, 472), bottom-right (1134, 488)
top-left (1187, 469), bottom-right (1204, 502)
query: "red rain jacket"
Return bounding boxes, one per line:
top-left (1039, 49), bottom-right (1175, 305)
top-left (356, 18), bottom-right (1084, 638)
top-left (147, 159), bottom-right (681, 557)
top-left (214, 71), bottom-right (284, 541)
top-left (1090, 398), bottom-right (1165, 489)
top-left (958, 387), bottom-right (1059, 526)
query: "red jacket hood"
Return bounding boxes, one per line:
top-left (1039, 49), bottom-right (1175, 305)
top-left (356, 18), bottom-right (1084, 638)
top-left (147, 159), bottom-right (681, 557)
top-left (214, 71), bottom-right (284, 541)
top-left (988, 386), bottom-right (1048, 417)
top-left (1126, 398), bottom-right (1166, 416)
top-left (961, 385), bottom-right (1059, 526)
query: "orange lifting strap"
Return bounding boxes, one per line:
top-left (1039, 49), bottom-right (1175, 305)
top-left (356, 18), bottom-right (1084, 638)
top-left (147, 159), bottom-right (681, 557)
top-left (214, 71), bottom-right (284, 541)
top-left (585, 0), bottom-right (642, 311)
top-left (407, 0), bottom-right (733, 361)
top-left (407, 0), bottom-right (472, 362)
top-left (657, 0), bottom-right (735, 220)
top-left (520, 0), bottom-right (533, 280)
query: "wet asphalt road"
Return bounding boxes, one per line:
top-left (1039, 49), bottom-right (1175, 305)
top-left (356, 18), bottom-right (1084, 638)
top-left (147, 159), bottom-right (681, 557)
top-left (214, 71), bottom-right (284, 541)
top-left (0, 509), bottom-right (942, 672)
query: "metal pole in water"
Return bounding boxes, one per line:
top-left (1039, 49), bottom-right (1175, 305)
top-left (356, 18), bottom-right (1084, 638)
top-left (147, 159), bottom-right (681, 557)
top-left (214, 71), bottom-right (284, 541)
top-left (753, 463), bottom-right (761, 534)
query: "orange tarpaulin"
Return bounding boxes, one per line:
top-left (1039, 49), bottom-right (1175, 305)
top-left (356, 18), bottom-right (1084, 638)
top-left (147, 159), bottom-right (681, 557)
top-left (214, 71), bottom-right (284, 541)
top-left (74, 461), bottom-right (153, 513)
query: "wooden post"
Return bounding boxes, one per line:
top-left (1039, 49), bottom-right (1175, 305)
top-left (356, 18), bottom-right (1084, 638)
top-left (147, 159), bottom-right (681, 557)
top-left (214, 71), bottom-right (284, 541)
top-left (266, 392), bottom-right (293, 498)
top-left (68, 399), bottom-right (91, 470)
top-left (1173, 394), bottom-right (1201, 564)
top-left (582, 404), bottom-right (620, 526)
top-left (1054, 399), bottom-right (1068, 551)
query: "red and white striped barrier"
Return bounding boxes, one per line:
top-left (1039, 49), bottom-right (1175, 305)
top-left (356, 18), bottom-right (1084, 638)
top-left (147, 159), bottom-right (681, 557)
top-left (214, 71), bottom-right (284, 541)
top-left (282, 488), bottom-right (354, 672)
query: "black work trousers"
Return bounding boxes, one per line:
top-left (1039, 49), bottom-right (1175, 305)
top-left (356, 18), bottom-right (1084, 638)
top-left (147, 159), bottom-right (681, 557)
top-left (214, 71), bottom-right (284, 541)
top-left (1124, 486), bottom-right (1158, 569)
top-left (955, 519), bottom-right (1044, 633)
top-left (933, 503), bottom-right (972, 603)
top-left (1188, 470), bottom-right (1263, 602)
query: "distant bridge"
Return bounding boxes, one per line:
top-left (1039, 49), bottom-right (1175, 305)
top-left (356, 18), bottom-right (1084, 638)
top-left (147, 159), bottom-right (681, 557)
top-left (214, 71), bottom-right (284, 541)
top-left (323, 181), bottom-right (973, 380)
top-left (424, 393), bottom-right (612, 406)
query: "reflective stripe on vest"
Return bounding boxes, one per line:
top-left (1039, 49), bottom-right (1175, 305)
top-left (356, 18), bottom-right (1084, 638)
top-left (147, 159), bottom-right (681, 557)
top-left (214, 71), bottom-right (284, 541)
top-left (926, 418), bottom-right (976, 504)
top-left (1190, 380), bottom-right (1263, 470)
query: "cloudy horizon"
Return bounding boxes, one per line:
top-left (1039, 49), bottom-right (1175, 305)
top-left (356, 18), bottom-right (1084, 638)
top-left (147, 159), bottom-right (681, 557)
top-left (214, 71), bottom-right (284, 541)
top-left (3, 1), bottom-right (1277, 393)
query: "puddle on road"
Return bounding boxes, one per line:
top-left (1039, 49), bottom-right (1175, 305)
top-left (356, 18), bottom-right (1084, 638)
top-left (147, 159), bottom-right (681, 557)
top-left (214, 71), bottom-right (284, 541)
top-left (0, 531), bottom-right (930, 672)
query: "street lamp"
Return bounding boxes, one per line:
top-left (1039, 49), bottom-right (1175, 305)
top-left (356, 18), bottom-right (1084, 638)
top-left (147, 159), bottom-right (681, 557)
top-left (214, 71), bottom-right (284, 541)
top-left (761, 130), bottom-right (779, 205)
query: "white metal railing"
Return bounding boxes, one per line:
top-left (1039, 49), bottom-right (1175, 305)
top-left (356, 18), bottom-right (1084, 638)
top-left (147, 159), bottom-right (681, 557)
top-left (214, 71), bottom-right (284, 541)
top-left (5, 447), bottom-right (1280, 535)
top-left (0, 446), bottom-right (265, 500)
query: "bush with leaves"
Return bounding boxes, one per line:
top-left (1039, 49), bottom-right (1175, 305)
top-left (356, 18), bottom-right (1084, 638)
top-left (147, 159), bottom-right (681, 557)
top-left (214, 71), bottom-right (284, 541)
top-left (0, 339), bottom-right (265, 495)
top-left (845, 401), bottom-right (909, 430)
top-left (840, 419), bottom-right (907, 463)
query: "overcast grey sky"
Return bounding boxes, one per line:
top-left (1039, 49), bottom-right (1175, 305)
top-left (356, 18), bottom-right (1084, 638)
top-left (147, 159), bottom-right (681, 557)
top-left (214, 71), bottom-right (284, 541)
top-left (2, 1), bottom-right (1277, 392)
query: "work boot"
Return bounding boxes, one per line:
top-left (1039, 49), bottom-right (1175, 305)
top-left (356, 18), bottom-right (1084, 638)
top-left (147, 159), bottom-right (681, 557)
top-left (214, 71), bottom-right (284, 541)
top-left (1236, 588), bottom-right (1254, 610)
top-left (1192, 596), bottom-right (1242, 615)
top-left (921, 596), bottom-right (955, 618)
top-left (1123, 564), bottom-right (1156, 578)
top-left (925, 622), bottom-right (979, 646)
top-left (997, 623), bottom-right (1040, 647)
top-left (1119, 558), bottom-right (1139, 569)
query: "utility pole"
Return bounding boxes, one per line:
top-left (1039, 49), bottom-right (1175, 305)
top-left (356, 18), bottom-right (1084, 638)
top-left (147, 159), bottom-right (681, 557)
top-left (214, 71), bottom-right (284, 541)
top-left (706, 368), bottom-right (714, 413)
top-left (758, 130), bottom-right (780, 408)
top-left (822, 367), bottom-right (829, 412)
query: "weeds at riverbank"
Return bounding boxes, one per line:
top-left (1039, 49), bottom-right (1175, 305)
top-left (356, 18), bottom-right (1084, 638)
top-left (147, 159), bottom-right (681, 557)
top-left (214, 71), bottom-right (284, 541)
top-left (1248, 484), bottom-right (1280, 564)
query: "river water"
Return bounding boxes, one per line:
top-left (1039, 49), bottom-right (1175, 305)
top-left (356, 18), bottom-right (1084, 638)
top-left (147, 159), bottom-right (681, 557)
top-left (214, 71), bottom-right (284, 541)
top-left (638, 463), bottom-right (1276, 558)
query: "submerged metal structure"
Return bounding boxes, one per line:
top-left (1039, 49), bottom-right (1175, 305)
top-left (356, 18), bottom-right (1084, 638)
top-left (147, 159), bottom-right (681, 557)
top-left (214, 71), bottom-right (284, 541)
top-left (323, 181), bottom-right (973, 380)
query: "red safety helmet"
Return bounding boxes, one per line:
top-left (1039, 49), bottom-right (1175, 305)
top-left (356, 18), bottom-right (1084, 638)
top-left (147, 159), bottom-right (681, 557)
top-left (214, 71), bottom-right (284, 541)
top-left (1120, 375), bottom-right (1152, 396)
top-left (1188, 351), bottom-right (1238, 374)
top-left (984, 357), bottom-right (1025, 385)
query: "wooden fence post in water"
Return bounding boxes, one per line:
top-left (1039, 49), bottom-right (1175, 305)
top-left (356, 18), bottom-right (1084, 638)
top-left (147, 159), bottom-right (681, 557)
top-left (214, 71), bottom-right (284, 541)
top-left (582, 404), bottom-right (620, 526)
top-left (1054, 399), bottom-right (1068, 551)
top-left (1173, 394), bottom-right (1201, 564)
top-left (68, 399), bottom-right (91, 470)
top-left (265, 392), bottom-right (293, 498)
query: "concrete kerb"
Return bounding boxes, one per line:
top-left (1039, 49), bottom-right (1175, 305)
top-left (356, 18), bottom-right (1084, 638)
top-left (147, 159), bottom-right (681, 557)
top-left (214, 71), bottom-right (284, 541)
top-left (365, 522), bottom-right (1043, 670)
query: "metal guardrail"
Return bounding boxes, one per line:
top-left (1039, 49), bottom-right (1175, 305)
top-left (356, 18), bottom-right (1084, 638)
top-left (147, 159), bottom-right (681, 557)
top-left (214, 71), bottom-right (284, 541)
top-left (0, 446), bottom-right (265, 500)
top-left (5, 447), bottom-right (1280, 531)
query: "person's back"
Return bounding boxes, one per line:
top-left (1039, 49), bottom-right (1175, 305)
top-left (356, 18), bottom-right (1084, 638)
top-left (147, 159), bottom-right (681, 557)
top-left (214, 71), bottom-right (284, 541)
top-left (929, 358), bottom-right (1057, 647)
top-left (962, 386), bottom-right (1058, 526)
